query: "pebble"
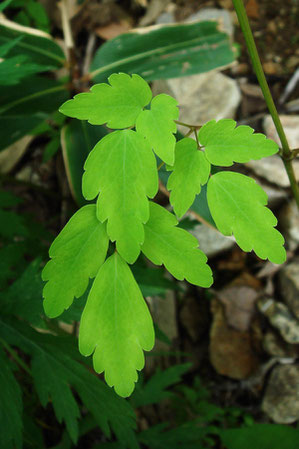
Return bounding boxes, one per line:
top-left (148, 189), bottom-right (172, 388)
top-left (262, 364), bottom-right (299, 424)
top-left (279, 258), bottom-right (299, 320)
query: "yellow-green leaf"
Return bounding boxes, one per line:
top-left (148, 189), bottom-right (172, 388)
top-left (82, 130), bottom-right (158, 264)
top-left (42, 205), bottom-right (109, 318)
top-left (198, 119), bottom-right (278, 166)
top-left (79, 253), bottom-right (154, 397)
top-left (207, 171), bottom-right (286, 263)
top-left (167, 138), bottom-right (211, 218)
top-left (59, 73), bottom-right (152, 129)
top-left (136, 94), bottom-right (179, 165)
top-left (142, 202), bottom-right (213, 287)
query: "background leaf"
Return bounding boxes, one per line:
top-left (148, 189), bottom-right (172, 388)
top-left (0, 319), bottom-right (138, 449)
top-left (0, 55), bottom-right (51, 85)
top-left (0, 15), bottom-right (65, 67)
top-left (219, 424), bottom-right (299, 449)
top-left (0, 348), bottom-right (23, 449)
top-left (90, 21), bottom-right (235, 82)
top-left (0, 76), bottom-right (68, 151)
top-left (131, 363), bottom-right (191, 407)
top-left (61, 120), bottom-right (107, 205)
top-left (0, 258), bottom-right (44, 326)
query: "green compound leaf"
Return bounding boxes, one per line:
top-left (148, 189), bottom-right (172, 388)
top-left (136, 94), bottom-right (179, 165)
top-left (82, 130), bottom-right (158, 263)
top-left (207, 172), bottom-right (286, 264)
top-left (59, 73), bottom-right (152, 129)
top-left (142, 202), bottom-right (213, 287)
top-left (42, 204), bottom-right (109, 318)
top-left (167, 138), bottom-right (211, 218)
top-left (79, 252), bottom-right (155, 398)
top-left (198, 119), bottom-right (279, 166)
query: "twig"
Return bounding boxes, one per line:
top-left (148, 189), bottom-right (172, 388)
top-left (58, 0), bottom-right (79, 81)
top-left (83, 32), bottom-right (97, 76)
top-left (232, 0), bottom-right (299, 209)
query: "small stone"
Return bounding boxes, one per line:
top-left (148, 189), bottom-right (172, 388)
top-left (262, 364), bottom-right (299, 424)
top-left (279, 200), bottom-right (299, 251)
top-left (186, 8), bottom-right (234, 37)
top-left (247, 155), bottom-right (299, 188)
top-left (286, 56), bottom-right (299, 70)
top-left (263, 331), bottom-right (299, 358)
top-left (232, 63), bottom-right (249, 75)
top-left (217, 285), bottom-right (259, 332)
top-left (279, 258), bottom-right (299, 320)
top-left (264, 115), bottom-right (299, 149)
top-left (146, 289), bottom-right (178, 372)
top-left (259, 182), bottom-right (287, 207)
top-left (148, 290), bottom-right (178, 350)
top-left (258, 298), bottom-right (299, 344)
top-left (190, 224), bottom-right (235, 258)
top-left (153, 72), bottom-right (241, 133)
top-left (267, 20), bottom-right (277, 33)
top-left (209, 298), bottom-right (259, 379)
top-left (141, 0), bottom-right (174, 26)
top-left (263, 62), bottom-right (280, 75)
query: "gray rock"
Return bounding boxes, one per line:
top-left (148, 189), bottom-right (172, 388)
top-left (186, 8), bottom-right (234, 38)
top-left (190, 224), bottom-right (235, 258)
top-left (247, 155), bottom-right (299, 188)
top-left (279, 258), bottom-right (299, 320)
top-left (148, 290), bottom-right (178, 350)
top-left (259, 182), bottom-right (287, 208)
top-left (152, 72), bottom-right (241, 134)
top-left (263, 331), bottom-right (299, 358)
top-left (262, 364), bottom-right (299, 424)
top-left (258, 298), bottom-right (299, 344)
top-left (279, 200), bottom-right (299, 251)
top-left (247, 115), bottom-right (299, 187)
top-left (140, 0), bottom-right (173, 26)
top-left (264, 114), bottom-right (299, 149)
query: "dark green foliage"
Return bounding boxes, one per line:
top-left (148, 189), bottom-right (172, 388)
top-left (0, 348), bottom-right (23, 449)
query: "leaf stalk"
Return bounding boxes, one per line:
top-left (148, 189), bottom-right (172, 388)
top-left (232, 0), bottom-right (299, 209)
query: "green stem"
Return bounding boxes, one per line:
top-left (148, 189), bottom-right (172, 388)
top-left (0, 337), bottom-right (32, 376)
top-left (175, 120), bottom-right (201, 129)
top-left (232, 0), bottom-right (299, 208)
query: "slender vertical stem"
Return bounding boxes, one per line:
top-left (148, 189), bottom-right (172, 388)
top-left (59, 0), bottom-right (74, 52)
top-left (232, 0), bottom-right (299, 208)
top-left (59, 0), bottom-right (80, 81)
